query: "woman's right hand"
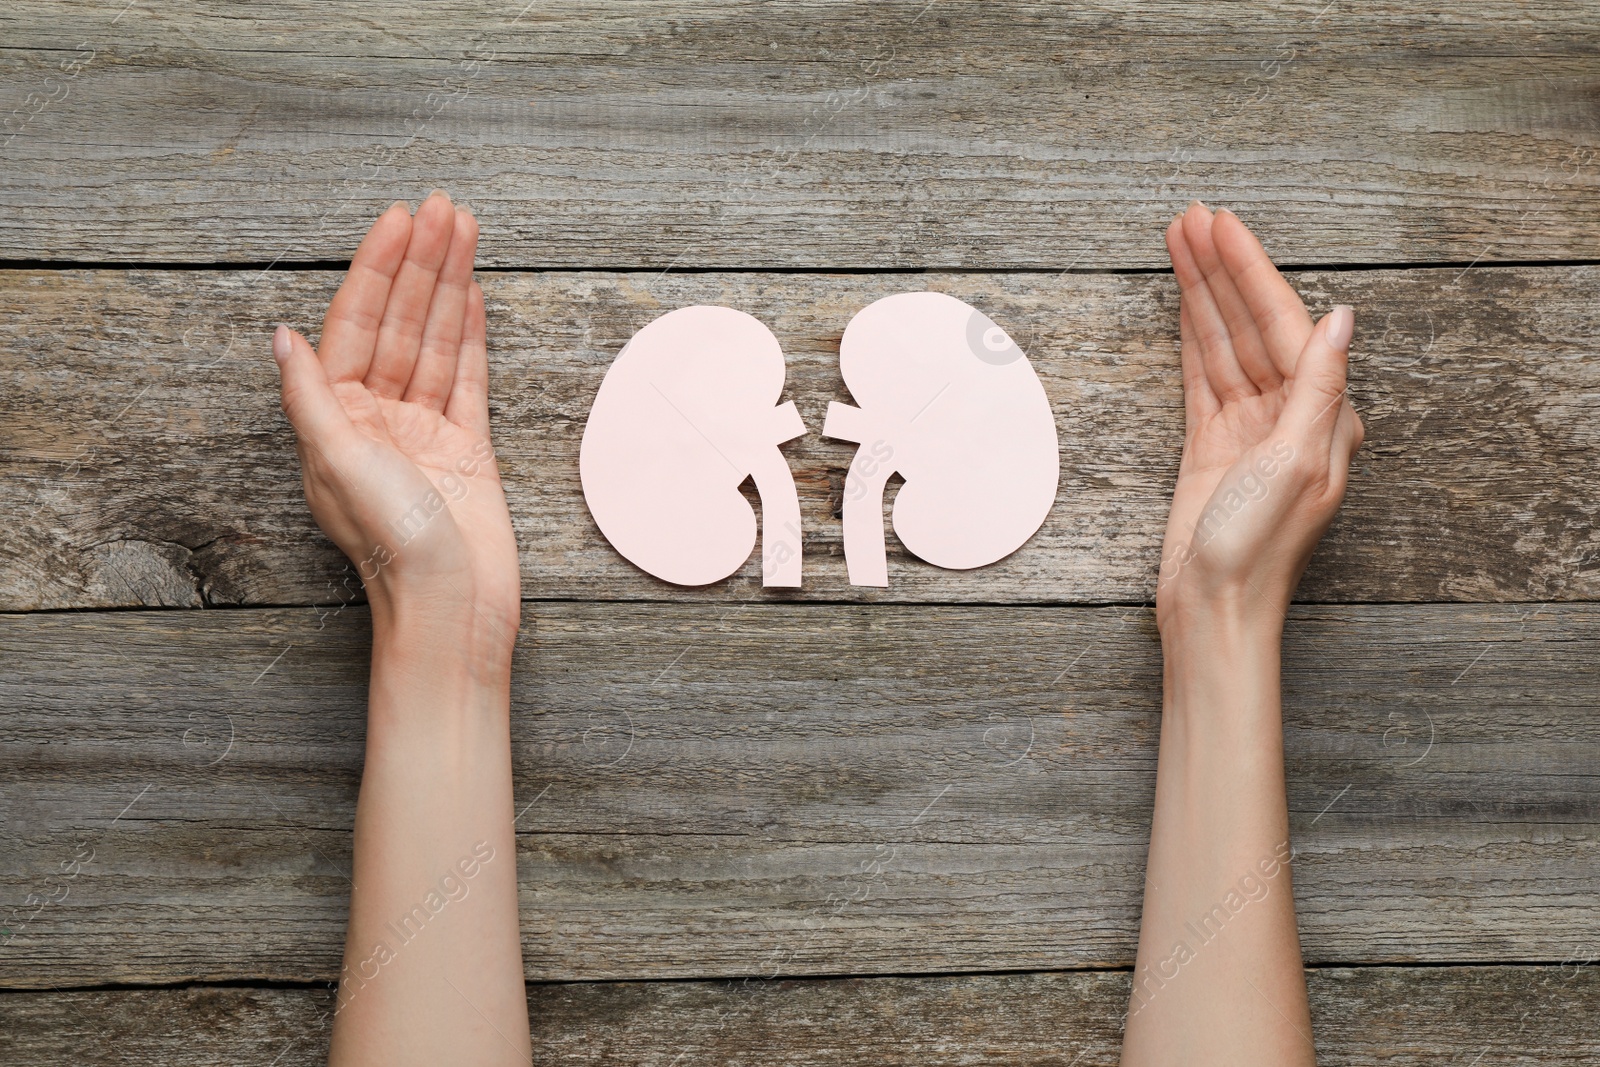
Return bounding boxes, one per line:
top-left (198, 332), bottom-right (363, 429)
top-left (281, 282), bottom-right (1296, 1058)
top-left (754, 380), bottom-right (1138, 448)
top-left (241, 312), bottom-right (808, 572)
top-left (1155, 201), bottom-right (1365, 636)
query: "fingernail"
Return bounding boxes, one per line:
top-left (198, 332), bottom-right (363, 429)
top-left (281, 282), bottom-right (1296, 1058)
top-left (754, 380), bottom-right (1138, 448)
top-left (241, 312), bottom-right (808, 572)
top-left (1190, 198), bottom-right (1208, 212)
top-left (1325, 305), bottom-right (1354, 350)
top-left (388, 199), bottom-right (410, 215)
top-left (272, 324), bottom-right (292, 365)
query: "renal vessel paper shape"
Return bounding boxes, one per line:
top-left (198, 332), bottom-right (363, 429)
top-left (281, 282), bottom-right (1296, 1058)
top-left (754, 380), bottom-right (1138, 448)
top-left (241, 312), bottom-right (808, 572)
top-left (823, 292), bottom-right (1060, 587)
top-left (580, 305), bottom-right (807, 587)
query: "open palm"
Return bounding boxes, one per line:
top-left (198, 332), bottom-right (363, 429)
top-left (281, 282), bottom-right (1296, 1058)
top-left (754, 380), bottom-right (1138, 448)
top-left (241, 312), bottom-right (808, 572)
top-left (273, 192), bottom-right (520, 642)
top-left (1156, 202), bottom-right (1364, 630)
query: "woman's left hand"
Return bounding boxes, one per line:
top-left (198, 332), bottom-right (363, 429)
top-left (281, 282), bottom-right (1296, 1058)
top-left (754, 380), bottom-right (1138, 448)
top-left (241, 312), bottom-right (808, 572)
top-left (272, 192), bottom-right (520, 650)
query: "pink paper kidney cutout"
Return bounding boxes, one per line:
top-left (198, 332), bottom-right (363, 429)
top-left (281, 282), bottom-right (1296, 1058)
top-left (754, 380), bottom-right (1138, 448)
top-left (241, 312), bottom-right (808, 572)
top-left (823, 292), bottom-right (1059, 586)
top-left (580, 305), bottom-right (807, 587)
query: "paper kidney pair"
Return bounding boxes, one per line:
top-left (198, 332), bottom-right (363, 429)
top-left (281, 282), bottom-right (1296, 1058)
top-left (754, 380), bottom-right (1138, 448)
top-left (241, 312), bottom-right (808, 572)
top-left (580, 292), bottom-right (1059, 588)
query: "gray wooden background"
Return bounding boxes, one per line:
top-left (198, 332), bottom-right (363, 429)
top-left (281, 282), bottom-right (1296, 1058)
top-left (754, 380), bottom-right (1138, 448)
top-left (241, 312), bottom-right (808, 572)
top-left (3, 2), bottom-right (1598, 1063)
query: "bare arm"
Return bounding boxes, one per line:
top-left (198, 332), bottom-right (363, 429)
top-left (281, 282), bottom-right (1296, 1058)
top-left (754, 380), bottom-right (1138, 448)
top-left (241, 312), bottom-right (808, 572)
top-left (272, 193), bottom-right (530, 1065)
top-left (1120, 202), bottom-right (1364, 1065)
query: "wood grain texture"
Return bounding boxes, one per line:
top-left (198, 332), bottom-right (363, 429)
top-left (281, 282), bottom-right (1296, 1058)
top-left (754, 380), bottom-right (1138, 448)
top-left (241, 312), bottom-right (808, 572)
top-left (2, 966), bottom-right (1597, 1065)
top-left (2, 602), bottom-right (1594, 987)
top-left (2, 2), bottom-right (1598, 268)
top-left (3, 266), bottom-right (1598, 610)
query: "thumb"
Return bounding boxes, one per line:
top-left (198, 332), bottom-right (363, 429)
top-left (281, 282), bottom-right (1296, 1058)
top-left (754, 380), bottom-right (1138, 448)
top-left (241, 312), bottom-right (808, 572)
top-left (273, 324), bottom-right (350, 443)
top-left (1282, 304), bottom-right (1354, 447)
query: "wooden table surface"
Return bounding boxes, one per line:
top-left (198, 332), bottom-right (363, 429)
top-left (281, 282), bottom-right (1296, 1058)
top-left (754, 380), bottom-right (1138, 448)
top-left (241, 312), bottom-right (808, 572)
top-left (3, 3), bottom-right (1598, 1063)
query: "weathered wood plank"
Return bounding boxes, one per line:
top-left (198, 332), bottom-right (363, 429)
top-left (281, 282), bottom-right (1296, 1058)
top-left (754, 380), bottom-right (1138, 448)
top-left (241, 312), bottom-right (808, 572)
top-left (3, 266), bottom-right (1598, 610)
top-left (1, 603), bottom-right (1594, 987)
top-left (2, 2), bottom-right (1598, 267)
top-left (2, 966), bottom-right (1597, 1065)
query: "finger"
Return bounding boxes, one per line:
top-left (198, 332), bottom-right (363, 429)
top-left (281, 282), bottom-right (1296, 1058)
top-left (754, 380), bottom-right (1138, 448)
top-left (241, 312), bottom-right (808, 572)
top-left (1326, 401), bottom-right (1363, 499)
top-left (1324, 403), bottom-right (1363, 483)
top-left (274, 324), bottom-right (352, 445)
top-left (1179, 295), bottom-right (1221, 428)
top-left (445, 281), bottom-right (491, 438)
top-left (1183, 202), bottom-right (1281, 391)
top-left (319, 200), bottom-right (413, 382)
top-left (1282, 304), bottom-right (1354, 449)
top-left (1212, 208), bottom-right (1313, 376)
top-left (365, 190), bottom-right (458, 399)
top-left (1168, 204), bottom-right (1257, 402)
top-left (1331, 398), bottom-right (1365, 463)
top-left (404, 207), bottom-right (480, 410)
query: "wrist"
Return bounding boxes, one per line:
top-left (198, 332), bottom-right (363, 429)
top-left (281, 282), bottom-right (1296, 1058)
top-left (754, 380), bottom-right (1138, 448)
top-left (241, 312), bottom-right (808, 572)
top-left (368, 580), bottom-right (519, 688)
top-left (1152, 559), bottom-right (1286, 643)
top-left (1159, 599), bottom-right (1284, 730)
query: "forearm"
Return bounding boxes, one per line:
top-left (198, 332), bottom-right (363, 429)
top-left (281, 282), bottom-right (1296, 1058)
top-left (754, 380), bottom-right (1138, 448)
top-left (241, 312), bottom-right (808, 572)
top-left (329, 595), bottom-right (529, 1066)
top-left (1121, 606), bottom-right (1314, 1065)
